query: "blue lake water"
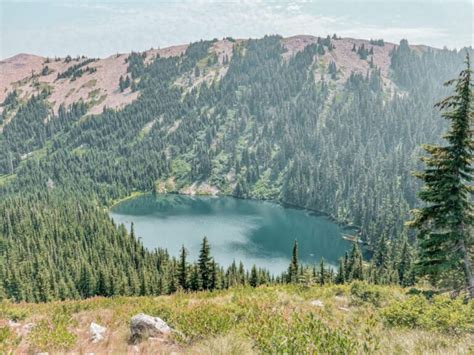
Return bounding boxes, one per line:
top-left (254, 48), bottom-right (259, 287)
top-left (109, 194), bottom-right (351, 274)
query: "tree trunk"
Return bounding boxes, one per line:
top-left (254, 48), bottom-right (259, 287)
top-left (459, 239), bottom-right (474, 299)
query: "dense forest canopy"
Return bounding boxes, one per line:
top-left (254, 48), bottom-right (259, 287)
top-left (0, 35), bottom-right (472, 301)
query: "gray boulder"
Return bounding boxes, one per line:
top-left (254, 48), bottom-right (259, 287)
top-left (90, 322), bottom-right (107, 343)
top-left (130, 313), bottom-right (171, 342)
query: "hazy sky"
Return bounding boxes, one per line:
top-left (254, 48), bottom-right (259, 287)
top-left (1, 0), bottom-right (472, 59)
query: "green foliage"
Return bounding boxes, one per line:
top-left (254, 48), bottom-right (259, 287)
top-left (0, 325), bottom-right (21, 353)
top-left (382, 294), bottom-right (474, 334)
top-left (0, 300), bottom-right (29, 321)
top-left (171, 302), bottom-right (242, 342)
top-left (350, 281), bottom-right (385, 306)
top-left (246, 311), bottom-right (358, 354)
top-left (28, 310), bottom-right (77, 351)
top-left (407, 54), bottom-right (473, 295)
top-left (1, 284), bottom-right (471, 354)
top-left (1, 36), bottom-right (473, 303)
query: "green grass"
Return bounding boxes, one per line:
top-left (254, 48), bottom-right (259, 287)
top-left (1, 284), bottom-right (472, 354)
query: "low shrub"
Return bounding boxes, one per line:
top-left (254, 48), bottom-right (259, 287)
top-left (382, 295), bottom-right (473, 334)
top-left (0, 325), bottom-right (21, 353)
top-left (246, 310), bottom-right (358, 354)
top-left (350, 281), bottom-right (384, 306)
top-left (28, 310), bottom-right (77, 351)
top-left (0, 300), bottom-right (29, 321)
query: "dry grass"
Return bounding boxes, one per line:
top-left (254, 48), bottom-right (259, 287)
top-left (1, 284), bottom-right (472, 354)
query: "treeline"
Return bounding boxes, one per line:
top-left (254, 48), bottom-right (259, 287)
top-left (0, 192), bottom-right (257, 302)
top-left (0, 190), bottom-right (414, 302)
top-left (1, 37), bottom-right (470, 248)
top-left (0, 36), bottom-right (472, 300)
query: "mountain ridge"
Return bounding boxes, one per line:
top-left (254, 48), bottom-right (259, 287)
top-left (0, 35), bottom-right (433, 119)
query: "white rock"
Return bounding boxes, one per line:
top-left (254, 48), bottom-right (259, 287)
top-left (130, 313), bottom-right (171, 341)
top-left (90, 322), bottom-right (107, 343)
top-left (310, 299), bottom-right (324, 308)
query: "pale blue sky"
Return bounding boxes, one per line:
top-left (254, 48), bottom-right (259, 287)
top-left (1, 0), bottom-right (472, 59)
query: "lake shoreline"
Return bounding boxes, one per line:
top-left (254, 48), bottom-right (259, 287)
top-left (109, 193), bottom-right (352, 274)
top-left (110, 190), bottom-right (361, 239)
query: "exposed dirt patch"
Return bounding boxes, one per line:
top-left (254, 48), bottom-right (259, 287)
top-left (1, 36), bottom-right (428, 121)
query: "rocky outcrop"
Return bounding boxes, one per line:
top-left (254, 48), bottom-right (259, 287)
top-left (130, 313), bottom-right (171, 343)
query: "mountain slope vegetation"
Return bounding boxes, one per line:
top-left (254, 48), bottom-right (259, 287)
top-left (0, 35), bottom-right (472, 302)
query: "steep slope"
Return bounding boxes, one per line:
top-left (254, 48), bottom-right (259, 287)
top-left (0, 35), bottom-right (470, 249)
top-left (1, 35), bottom-right (402, 119)
top-left (1, 284), bottom-right (472, 354)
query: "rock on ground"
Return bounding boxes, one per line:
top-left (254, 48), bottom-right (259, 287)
top-left (130, 313), bottom-right (171, 343)
top-left (90, 322), bottom-right (107, 343)
top-left (310, 300), bottom-right (324, 308)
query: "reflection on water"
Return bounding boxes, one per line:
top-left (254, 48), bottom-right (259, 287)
top-left (109, 194), bottom-right (351, 274)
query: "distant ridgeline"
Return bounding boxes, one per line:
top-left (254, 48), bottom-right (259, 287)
top-left (0, 36), bottom-right (471, 301)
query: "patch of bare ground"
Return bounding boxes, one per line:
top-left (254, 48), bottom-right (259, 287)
top-left (282, 35), bottom-right (399, 93)
top-left (1, 36), bottom-right (431, 120)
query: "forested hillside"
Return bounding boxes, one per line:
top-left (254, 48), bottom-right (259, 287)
top-left (0, 35), bottom-right (472, 301)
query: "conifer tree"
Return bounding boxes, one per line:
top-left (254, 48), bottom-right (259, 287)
top-left (336, 257), bottom-right (345, 284)
top-left (178, 245), bottom-right (188, 290)
top-left (189, 264), bottom-right (201, 291)
top-left (398, 238), bottom-right (415, 286)
top-left (250, 264), bottom-right (258, 287)
top-left (209, 259), bottom-right (217, 290)
top-left (347, 243), bottom-right (364, 281)
top-left (319, 258), bottom-right (326, 285)
top-left (119, 75), bottom-right (125, 92)
top-left (198, 237), bottom-right (212, 290)
top-left (408, 54), bottom-right (473, 297)
top-left (287, 239), bottom-right (299, 283)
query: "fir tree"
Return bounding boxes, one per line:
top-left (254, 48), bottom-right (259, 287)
top-left (398, 238), bottom-right (415, 286)
top-left (287, 239), bottom-right (299, 283)
top-left (178, 245), bottom-right (188, 290)
top-left (347, 243), bottom-right (364, 281)
top-left (189, 265), bottom-right (201, 291)
top-left (198, 237), bottom-right (212, 290)
top-left (336, 257), bottom-right (345, 284)
top-left (319, 258), bottom-right (326, 285)
top-left (407, 54), bottom-right (473, 297)
top-left (119, 75), bottom-right (125, 92)
top-left (250, 264), bottom-right (258, 287)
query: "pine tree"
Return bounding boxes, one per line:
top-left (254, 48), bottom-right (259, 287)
top-left (287, 239), bottom-right (299, 283)
top-left (189, 264), bottom-right (201, 291)
top-left (209, 259), bottom-right (217, 290)
top-left (319, 258), bottom-right (326, 285)
top-left (347, 243), bottom-right (364, 281)
top-left (250, 264), bottom-right (258, 287)
top-left (198, 237), bottom-right (212, 290)
top-left (336, 257), bottom-right (345, 284)
top-left (398, 238), bottom-right (415, 286)
top-left (178, 245), bottom-right (188, 290)
top-left (407, 54), bottom-right (473, 297)
top-left (119, 75), bottom-right (125, 92)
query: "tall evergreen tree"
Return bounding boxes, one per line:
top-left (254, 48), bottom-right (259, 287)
top-left (178, 245), bottom-right (188, 290)
top-left (336, 257), bottom-right (345, 284)
top-left (407, 54), bottom-right (473, 297)
top-left (319, 258), bottom-right (326, 285)
top-left (347, 243), bottom-right (364, 281)
top-left (287, 239), bottom-right (299, 283)
top-left (198, 237), bottom-right (212, 290)
top-left (250, 264), bottom-right (258, 287)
